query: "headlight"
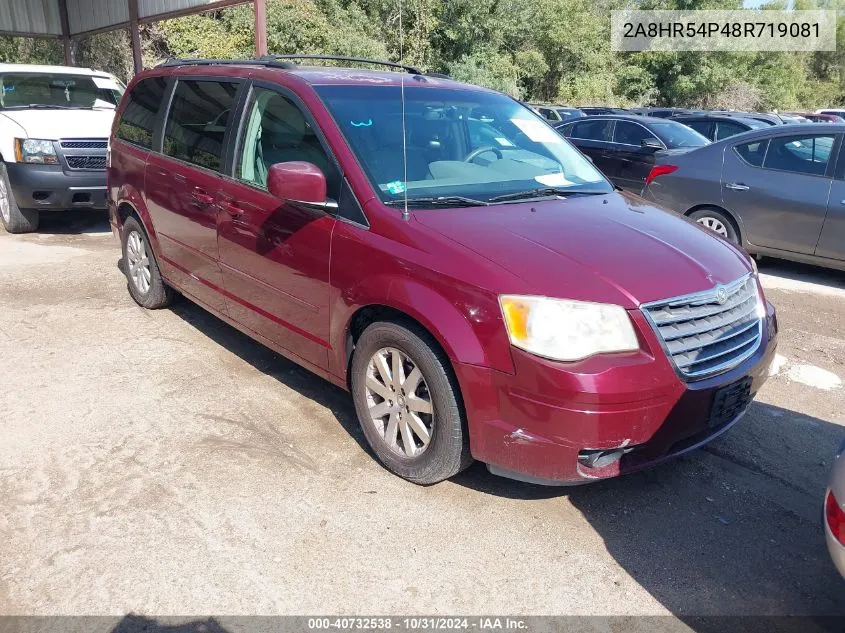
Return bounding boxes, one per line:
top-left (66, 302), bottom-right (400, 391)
top-left (14, 138), bottom-right (57, 164)
top-left (499, 295), bottom-right (639, 362)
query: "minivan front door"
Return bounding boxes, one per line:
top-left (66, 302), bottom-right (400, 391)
top-left (145, 78), bottom-right (240, 313)
top-left (217, 85), bottom-right (337, 369)
top-left (723, 133), bottom-right (837, 255)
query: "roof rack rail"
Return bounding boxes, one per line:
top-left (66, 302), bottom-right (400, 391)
top-left (256, 54), bottom-right (422, 75)
top-left (156, 57), bottom-right (297, 69)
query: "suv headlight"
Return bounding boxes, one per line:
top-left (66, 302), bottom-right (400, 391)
top-left (499, 295), bottom-right (639, 361)
top-left (15, 138), bottom-right (58, 164)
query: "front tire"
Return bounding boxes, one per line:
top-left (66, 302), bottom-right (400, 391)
top-left (0, 163), bottom-right (38, 233)
top-left (121, 215), bottom-right (173, 309)
top-left (689, 207), bottom-right (739, 244)
top-left (350, 321), bottom-right (472, 484)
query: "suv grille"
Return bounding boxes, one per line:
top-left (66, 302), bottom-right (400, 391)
top-left (641, 275), bottom-right (762, 379)
top-left (66, 155), bottom-right (107, 170)
top-left (60, 139), bottom-right (108, 149)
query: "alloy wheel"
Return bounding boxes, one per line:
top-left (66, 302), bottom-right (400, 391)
top-left (0, 177), bottom-right (10, 224)
top-left (126, 230), bottom-right (152, 295)
top-left (696, 216), bottom-right (728, 237)
top-left (364, 347), bottom-right (434, 458)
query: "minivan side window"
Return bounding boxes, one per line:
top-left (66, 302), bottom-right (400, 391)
top-left (570, 120), bottom-right (612, 141)
top-left (115, 77), bottom-right (168, 149)
top-left (685, 120), bottom-right (712, 138)
top-left (163, 79), bottom-right (238, 172)
top-left (734, 139), bottom-right (768, 167)
top-left (762, 134), bottom-right (835, 176)
top-left (715, 121), bottom-right (746, 141)
top-left (236, 87), bottom-right (338, 197)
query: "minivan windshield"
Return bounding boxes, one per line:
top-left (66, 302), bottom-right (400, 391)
top-left (316, 85), bottom-right (613, 205)
top-left (0, 72), bottom-right (124, 110)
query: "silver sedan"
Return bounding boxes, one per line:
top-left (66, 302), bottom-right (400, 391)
top-left (826, 440), bottom-right (845, 577)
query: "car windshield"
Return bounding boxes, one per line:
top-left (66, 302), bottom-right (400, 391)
top-left (315, 85), bottom-right (612, 205)
top-left (648, 120), bottom-right (710, 148)
top-left (0, 72), bottom-right (124, 110)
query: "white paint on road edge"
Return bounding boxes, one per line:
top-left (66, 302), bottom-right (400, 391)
top-left (768, 353), bottom-right (842, 390)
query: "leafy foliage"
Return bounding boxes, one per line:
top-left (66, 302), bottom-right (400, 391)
top-left (0, 0), bottom-right (841, 108)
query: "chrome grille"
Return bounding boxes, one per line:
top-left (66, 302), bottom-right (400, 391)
top-left (66, 155), bottom-right (107, 170)
top-left (60, 139), bottom-right (108, 149)
top-left (641, 275), bottom-right (762, 379)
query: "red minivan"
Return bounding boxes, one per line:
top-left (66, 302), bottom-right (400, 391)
top-left (107, 56), bottom-right (778, 485)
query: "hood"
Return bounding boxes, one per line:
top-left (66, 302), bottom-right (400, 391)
top-left (412, 191), bottom-right (751, 308)
top-left (0, 108), bottom-right (115, 140)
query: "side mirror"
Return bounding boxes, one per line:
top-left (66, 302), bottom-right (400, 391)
top-left (267, 161), bottom-right (337, 212)
top-left (641, 138), bottom-right (663, 150)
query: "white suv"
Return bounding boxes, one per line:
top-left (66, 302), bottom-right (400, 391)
top-left (0, 64), bottom-right (124, 233)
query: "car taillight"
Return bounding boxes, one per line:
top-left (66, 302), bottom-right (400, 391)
top-left (644, 164), bottom-right (678, 186)
top-left (826, 489), bottom-right (845, 545)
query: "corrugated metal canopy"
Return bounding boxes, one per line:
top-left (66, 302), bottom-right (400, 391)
top-left (0, 0), bottom-right (249, 37)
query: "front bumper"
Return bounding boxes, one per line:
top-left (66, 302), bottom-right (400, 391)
top-left (5, 161), bottom-right (107, 211)
top-left (457, 299), bottom-right (779, 485)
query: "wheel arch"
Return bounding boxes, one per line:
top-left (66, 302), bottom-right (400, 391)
top-left (685, 203), bottom-right (744, 245)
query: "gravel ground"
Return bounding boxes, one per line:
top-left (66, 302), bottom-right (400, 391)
top-left (0, 210), bottom-right (843, 619)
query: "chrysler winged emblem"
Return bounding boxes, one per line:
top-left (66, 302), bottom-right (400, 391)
top-left (715, 285), bottom-right (729, 305)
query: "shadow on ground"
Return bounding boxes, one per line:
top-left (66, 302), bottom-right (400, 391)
top-left (758, 257), bottom-right (845, 293)
top-left (35, 209), bottom-right (110, 235)
top-left (168, 297), bottom-right (845, 626)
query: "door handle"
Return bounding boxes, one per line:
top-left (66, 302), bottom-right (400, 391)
top-left (725, 182), bottom-right (750, 191)
top-left (191, 189), bottom-right (215, 206)
top-left (221, 200), bottom-right (246, 218)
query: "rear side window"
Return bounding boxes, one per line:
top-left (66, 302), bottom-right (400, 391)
top-left (163, 79), bottom-right (239, 172)
top-left (115, 77), bottom-right (168, 149)
top-left (613, 121), bottom-right (658, 146)
top-left (763, 134), bottom-right (834, 176)
top-left (714, 121), bottom-right (747, 141)
top-left (684, 120), bottom-right (712, 139)
top-left (570, 120), bottom-right (612, 141)
top-left (734, 139), bottom-right (768, 167)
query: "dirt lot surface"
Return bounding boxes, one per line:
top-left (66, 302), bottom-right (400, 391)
top-left (1, 211), bottom-right (843, 619)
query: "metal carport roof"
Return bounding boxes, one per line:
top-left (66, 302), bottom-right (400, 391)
top-left (0, 0), bottom-right (267, 73)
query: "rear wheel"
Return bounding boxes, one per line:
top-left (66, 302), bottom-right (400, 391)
top-left (350, 321), bottom-right (472, 484)
top-left (689, 207), bottom-right (739, 244)
top-left (0, 163), bottom-right (38, 233)
top-left (121, 215), bottom-right (173, 309)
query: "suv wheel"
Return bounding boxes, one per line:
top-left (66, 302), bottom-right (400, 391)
top-left (689, 208), bottom-right (739, 244)
top-left (121, 215), bottom-right (174, 309)
top-left (351, 321), bottom-right (472, 484)
top-left (0, 164), bottom-right (38, 233)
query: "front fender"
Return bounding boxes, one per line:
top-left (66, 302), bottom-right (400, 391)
top-left (328, 273), bottom-right (515, 381)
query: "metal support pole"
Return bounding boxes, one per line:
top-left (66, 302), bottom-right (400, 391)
top-left (128, 0), bottom-right (143, 74)
top-left (254, 0), bottom-right (267, 57)
top-left (58, 0), bottom-right (74, 65)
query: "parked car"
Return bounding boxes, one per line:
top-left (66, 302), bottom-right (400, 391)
top-left (557, 114), bottom-right (710, 191)
top-left (0, 63), bottom-right (124, 233)
top-left (641, 124), bottom-right (845, 271)
top-left (794, 112), bottom-right (845, 124)
top-left (578, 106), bottom-right (630, 116)
top-left (108, 56), bottom-right (777, 486)
top-left (671, 113), bottom-right (768, 141)
top-left (531, 104), bottom-right (584, 124)
top-left (713, 111), bottom-right (781, 127)
top-left (826, 439), bottom-right (845, 578)
top-left (817, 108), bottom-right (845, 118)
top-left (776, 113), bottom-right (811, 125)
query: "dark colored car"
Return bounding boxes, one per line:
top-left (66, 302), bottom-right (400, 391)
top-left (107, 56), bottom-right (777, 486)
top-left (671, 114), bottom-right (768, 142)
top-left (558, 114), bottom-right (710, 191)
top-left (531, 104), bottom-right (584, 124)
top-left (632, 107), bottom-right (694, 119)
top-left (641, 123), bottom-right (845, 270)
top-left (711, 111), bottom-right (781, 126)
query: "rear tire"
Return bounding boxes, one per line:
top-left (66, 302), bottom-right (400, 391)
top-left (689, 207), bottom-right (739, 244)
top-left (121, 215), bottom-right (174, 309)
top-left (0, 163), bottom-right (38, 233)
top-left (350, 320), bottom-right (472, 484)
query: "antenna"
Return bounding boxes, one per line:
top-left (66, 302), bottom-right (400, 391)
top-left (398, 0), bottom-right (409, 221)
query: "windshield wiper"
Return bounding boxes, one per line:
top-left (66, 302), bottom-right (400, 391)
top-left (384, 196), bottom-right (489, 208)
top-left (488, 188), bottom-right (608, 203)
top-left (2, 104), bottom-right (76, 110)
